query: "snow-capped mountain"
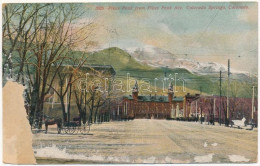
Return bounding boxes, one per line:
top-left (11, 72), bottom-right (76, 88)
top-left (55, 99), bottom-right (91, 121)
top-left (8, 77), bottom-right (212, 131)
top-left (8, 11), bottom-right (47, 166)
top-left (125, 45), bottom-right (248, 75)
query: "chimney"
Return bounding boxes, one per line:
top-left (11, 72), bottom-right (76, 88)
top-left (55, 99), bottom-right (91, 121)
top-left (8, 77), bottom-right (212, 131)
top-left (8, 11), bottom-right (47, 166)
top-left (132, 80), bottom-right (138, 101)
top-left (168, 81), bottom-right (174, 104)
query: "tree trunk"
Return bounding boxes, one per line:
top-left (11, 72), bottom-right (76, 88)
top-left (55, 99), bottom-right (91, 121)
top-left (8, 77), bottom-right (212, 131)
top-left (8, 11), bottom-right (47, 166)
top-left (67, 83), bottom-right (72, 122)
top-left (60, 98), bottom-right (67, 123)
top-left (94, 108), bottom-right (99, 123)
top-left (37, 99), bottom-right (44, 129)
top-left (29, 83), bottom-right (39, 127)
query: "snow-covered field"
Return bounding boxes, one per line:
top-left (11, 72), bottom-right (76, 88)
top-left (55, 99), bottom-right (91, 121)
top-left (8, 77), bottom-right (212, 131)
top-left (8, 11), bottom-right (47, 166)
top-left (32, 119), bottom-right (257, 164)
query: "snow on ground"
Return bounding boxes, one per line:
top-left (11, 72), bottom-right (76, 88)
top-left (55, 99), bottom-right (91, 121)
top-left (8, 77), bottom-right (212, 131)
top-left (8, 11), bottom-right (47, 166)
top-left (203, 142), bottom-right (208, 147)
top-left (211, 143), bottom-right (218, 147)
top-left (34, 144), bottom-right (130, 163)
top-left (33, 119), bottom-right (257, 164)
top-left (228, 155), bottom-right (250, 162)
top-left (194, 154), bottom-right (214, 163)
top-left (35, 144), bottom-right (86, 160)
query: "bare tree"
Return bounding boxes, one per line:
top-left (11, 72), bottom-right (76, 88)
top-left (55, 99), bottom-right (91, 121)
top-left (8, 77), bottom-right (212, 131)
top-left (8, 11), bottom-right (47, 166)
top-left (2, 4), bottom-right (49, 79)
top-left (48, 53), bottom-right (88, 123)
top-left (3, 4), bottom-right (96, 128)
top-left (73, 68), bottom-right (116, 124)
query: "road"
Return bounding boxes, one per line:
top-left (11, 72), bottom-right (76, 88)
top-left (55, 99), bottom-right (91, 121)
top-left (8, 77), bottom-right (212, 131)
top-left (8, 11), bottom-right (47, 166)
top-left (33, 119), bottom-right (258, 164)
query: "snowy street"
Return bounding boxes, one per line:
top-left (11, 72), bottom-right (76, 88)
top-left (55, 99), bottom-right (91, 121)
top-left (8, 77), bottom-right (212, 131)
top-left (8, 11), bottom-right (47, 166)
top-left (33, 119), bottom-right (257, 164)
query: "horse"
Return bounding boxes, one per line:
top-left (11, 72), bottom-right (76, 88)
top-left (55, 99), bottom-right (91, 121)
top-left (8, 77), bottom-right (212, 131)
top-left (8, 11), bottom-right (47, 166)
top-left (45, 118), bottom-right (62, 134)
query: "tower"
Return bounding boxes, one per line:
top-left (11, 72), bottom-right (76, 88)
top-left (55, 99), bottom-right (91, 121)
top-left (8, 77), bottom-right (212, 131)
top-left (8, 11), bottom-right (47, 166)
top-left (168, 81), bottom-right (174, 103)
top-left (132, 80), bottom-right (139, 101)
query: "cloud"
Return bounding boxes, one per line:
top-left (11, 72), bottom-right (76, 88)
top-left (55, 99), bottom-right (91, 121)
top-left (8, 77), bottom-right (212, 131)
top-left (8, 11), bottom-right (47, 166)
top-left (238, 3), bottom-right (258, 25)
top-left (77, 3), bottom-right (257, 73)
top-left (158, 23), bottom-right (174, 35)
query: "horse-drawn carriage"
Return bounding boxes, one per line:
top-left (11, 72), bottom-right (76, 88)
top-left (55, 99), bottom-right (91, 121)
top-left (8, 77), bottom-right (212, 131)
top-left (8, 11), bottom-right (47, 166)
top-left (45, 116), bottom-right (91, 134)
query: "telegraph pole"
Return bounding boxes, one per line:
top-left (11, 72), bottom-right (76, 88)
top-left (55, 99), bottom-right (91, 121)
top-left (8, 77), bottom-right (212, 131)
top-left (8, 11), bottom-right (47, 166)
top-left (164, 66), bottom-right (168, 78)
top-left (227, 59), bottom-right (230, 126)
top-left (199, 86), bottom-right (202, 123)
top-left (252, 86), bottom-right (255, 120)
top-left (195, 100), bottom-right (198, 121)
top-left (213, 97), bottom-right (216, 125)
top-left (219, 70), bottom-right (222, 126)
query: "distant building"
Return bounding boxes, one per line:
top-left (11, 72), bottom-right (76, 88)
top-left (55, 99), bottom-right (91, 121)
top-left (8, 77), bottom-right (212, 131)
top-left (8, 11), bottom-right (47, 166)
top-left (188, 95), bottom-right (258, 124)
top-left (43, 64), bottom-right (116, 119)
top-left (108, 81), bottom-right (188, 120)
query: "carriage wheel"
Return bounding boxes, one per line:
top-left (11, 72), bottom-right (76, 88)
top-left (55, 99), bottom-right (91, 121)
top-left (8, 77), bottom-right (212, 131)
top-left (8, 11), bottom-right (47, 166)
top-left (63, 125), bottom-right (76, 134)
top-left (75, 126), bottom-right (82, 134)
top-left (74, 126), bottom-right (79, 134)
top-left (57, 127), bottom-right (62, 134)
top-left (64, 126), bottom-right (70, 134)
top-left (60, 127), bottom-right (65, 134)
top-left (81, 123), bottom-right (90, 135)
top-left (69, 126), bottom-right (76, 134)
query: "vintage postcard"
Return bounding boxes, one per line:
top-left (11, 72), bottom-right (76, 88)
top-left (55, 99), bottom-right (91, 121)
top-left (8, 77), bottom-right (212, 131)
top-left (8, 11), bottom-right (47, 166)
top-left (2, 0), bottom-right (258, 164)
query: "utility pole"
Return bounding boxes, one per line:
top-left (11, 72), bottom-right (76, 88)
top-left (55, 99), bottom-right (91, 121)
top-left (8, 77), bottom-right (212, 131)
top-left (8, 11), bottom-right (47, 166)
top-left (219, 70), bottom-right (222, 126)
top-left (227, 59), bottom-right (230, 126)
top-left (200, 102), bottom-right (203, 124)
top-left (199, 86), bottom-right (202, 123)
top-left (213, 97), bottom-right (215, 125)
top-left (252, 86), bottom-right (255, 120)
top-left (164, 66), bottom-right (168, 78)
top-left (195, 100), bottom-right (198, 122)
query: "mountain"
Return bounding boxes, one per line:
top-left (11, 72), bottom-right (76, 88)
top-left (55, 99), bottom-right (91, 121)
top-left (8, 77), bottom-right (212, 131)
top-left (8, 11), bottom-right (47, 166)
top-left (125, 45), bottom-right (248, 75)
top-left (79, 47), bottom-right (217, 95)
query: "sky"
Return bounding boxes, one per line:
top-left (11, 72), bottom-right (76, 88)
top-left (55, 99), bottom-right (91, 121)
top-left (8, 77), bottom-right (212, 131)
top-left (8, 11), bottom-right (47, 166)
top-left (80, 2), bottom-right (258, 74)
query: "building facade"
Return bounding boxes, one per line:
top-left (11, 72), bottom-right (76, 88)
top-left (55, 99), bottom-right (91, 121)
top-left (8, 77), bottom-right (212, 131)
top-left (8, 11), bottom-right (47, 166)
top-left (109, 81), bottom-right (187, 120)
top-left (43, 64), bottom-right (116, 120)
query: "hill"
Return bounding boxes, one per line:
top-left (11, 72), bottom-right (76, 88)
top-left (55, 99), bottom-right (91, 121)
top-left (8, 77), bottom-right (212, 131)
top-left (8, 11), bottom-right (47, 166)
top-left (77, 47), bottom-right (216, 96)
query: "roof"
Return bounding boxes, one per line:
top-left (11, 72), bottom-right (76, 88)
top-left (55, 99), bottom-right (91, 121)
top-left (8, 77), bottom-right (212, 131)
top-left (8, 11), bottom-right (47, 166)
top-left (57, 64), bottom-right (116, 75)
top-left (124, 95), bottom-right (134, 100)
top-left (123, 95), bottom-right (184, 102)
top-left (173, 97), bottom-right (184, 102)
top-left (139, 96), bottom-right (168, 102)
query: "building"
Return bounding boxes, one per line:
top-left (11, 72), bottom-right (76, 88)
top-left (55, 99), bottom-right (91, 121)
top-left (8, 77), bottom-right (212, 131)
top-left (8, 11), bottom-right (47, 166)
top-left (108, 81), bottom-right (188, 120)
top-left (188, 95), bottom-right (258, 124)
top-left (43, 64), bottom-right (116, 119)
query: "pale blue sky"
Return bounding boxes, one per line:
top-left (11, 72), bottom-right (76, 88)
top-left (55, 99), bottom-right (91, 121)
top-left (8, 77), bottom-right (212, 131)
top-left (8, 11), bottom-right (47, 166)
top-left (82, 2), bottom-right (258, 73)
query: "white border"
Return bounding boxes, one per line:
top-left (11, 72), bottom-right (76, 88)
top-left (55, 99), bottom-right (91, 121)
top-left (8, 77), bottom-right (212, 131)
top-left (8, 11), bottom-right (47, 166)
top-left (0, 0), bottom-right (259, 166)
